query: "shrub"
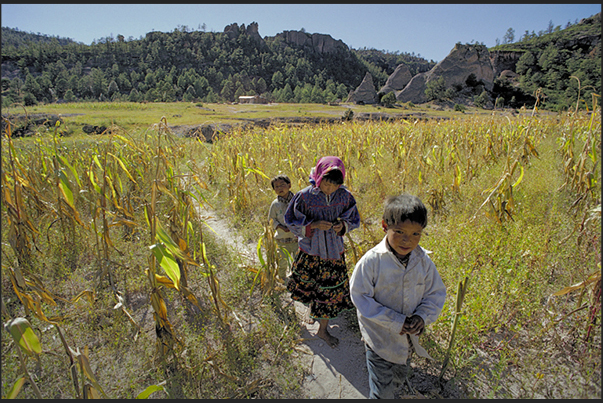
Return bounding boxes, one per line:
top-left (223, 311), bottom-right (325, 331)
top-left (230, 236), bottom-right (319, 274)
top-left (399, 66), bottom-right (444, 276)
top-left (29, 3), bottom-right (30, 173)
top-left (342, 108), bottom-right (354, 121)
top-left (381, 91), bottom-right (396, 108)
top-left (425, 76), bottom-right (447, 101)
top-left (454, 103), bottom-right (466, 113)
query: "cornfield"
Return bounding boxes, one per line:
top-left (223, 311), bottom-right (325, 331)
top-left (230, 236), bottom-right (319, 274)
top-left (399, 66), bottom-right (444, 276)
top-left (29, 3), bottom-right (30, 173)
top-left (2, 106), bottom-right (601, 398)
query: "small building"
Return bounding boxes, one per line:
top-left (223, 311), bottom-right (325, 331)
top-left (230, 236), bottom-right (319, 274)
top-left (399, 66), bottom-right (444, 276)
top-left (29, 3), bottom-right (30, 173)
top-left (238, 95), bottom-right (268, 104)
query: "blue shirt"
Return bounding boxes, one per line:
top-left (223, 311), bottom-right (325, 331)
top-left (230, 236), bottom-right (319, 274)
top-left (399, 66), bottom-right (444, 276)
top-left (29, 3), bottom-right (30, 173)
top-left (284, 185), bottom-right (360, 260)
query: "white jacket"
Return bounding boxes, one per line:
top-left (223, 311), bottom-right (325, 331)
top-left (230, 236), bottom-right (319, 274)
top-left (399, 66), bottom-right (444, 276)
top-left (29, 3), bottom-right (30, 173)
top-left (350, 236), bottom-right (446, 364)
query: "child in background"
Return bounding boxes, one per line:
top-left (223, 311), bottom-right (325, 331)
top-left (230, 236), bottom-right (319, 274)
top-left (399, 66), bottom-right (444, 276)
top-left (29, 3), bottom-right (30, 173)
top-left (350, 194), bottom-right (446, 398)
top-left (284, 156), bottom-right (360, 347)
top-left (268, 174), bottom-right (298, 282)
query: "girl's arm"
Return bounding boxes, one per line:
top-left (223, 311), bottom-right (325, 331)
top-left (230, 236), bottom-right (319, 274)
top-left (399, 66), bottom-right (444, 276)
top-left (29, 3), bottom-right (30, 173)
top-left (284, 192), bottom-right (312, 238)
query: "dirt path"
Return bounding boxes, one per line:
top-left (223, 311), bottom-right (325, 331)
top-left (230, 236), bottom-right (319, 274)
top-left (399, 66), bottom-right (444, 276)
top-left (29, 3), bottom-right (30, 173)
top-left (197, 204), bottom-right (369, 398)
top-left (197, 204), bottom-right (459, 399)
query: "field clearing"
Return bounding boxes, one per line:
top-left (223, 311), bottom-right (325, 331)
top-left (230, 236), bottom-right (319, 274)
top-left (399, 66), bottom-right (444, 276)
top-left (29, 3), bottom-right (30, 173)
top-left (1, 102), bottom-right (600, 399)
top-left (2, 100), bottom-right (496, 136)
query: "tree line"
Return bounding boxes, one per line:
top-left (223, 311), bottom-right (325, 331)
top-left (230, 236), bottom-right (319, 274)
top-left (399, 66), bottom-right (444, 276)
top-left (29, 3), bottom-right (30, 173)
top-left (0, 25), bottom-right (434, 107)
top-left (1, 13), bottom-right (600, 111)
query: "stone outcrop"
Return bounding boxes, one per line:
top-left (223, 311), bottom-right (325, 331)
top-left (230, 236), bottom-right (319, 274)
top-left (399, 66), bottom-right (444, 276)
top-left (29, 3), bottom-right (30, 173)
top-left (346, 72), bottom-right (378, 104)
top-left (224, 22), bottom-right (265, 45)
top-left (489, 50), bottom-right (524, 78)
top-left (395, 43), bottom-right (495, 104)
top-left (378, 63), bottom-right (412, 95)
top-left (274, 30), bottom-right (348, 54)
top-left (1, 113), bottom-right (64, 138)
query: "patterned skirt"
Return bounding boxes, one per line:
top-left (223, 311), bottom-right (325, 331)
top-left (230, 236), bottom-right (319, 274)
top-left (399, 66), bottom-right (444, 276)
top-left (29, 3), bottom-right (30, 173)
top-left (286, 249), bottom-right (355, 320)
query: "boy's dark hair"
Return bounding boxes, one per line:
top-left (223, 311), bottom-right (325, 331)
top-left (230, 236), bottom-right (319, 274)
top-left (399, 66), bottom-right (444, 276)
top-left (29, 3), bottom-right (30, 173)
top-left (271, 174), bottom-right (291, 188)
top-left (383, 194), bottom-right (428, 228)
top-left (322, 168), bottom-right (344, 185)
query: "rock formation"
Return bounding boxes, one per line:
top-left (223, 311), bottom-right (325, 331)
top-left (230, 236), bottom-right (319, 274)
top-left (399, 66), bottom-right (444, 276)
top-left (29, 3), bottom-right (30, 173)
top-left (395, 43), bottom-right (495, 104)
top-left (274, 30), bottom-right (348, 54)
top-left (489, 50), bottom-right (523, 78)
top-left (224, 22), bottom-right (265, 45)
top-left (346, 72), bottom-right (378, 104)
top-left (378, 63), bottom-right (412, 95)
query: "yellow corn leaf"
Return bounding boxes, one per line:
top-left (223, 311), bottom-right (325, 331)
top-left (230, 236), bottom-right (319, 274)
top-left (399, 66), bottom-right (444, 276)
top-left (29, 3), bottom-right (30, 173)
top-left (149, 244), bottom-right (181, 291)
top-left (155, 274), bottom-right (177, 289)
top-left (182, 287), bottom-right (201, 309)
top-left (58, 170), bottom-right (75, 208)
top-left (4, 376), bottom-right (26, 399)
top-left (136, 384), bottom-right (166, 399)
top-left (87, 170), bottom-right (101, 194)
top-left (150, 290), bottom-right (169, 322)
top-left (5, 317), bottom-right (42, 357)
top-left (83, 384), bottom-right (101, 399)
top-left (512, 165), bottom-right (524, 188)
top-left (108, 217), bottom-right (138, 228)
top-left (156, 182), bottom-right (177, 201)
top-left (114, 134), bottom-right (140, 151)
top-left (92, 154), bottom-right (103, 170)
top-left (107, 152), bottom-right (137, 185)
top-left (58, 155), bottom-right (83, 188)
top-left (71, 290), bottom-right (94, 304)
top-left (245, 167), bottom-right (270, 180)
top-left (553, 271), bottom-right (601, 296)
top-left (71, 346), bottom-right (108, 398)
top-left (23, 281), bottom-right (57, 306)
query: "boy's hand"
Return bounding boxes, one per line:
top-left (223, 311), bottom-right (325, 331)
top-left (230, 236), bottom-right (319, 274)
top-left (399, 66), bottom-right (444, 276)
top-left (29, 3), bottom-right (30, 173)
top-left (400, 315), bottom-right (425, 335)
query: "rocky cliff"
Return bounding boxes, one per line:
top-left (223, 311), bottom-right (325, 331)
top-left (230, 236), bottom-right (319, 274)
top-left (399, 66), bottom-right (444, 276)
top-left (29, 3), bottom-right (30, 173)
top-left (224, 22), bottom-right (265, 45)
top-left (272, 30), bottom-right (349, 54)
top-left (395, 43), bottom-right (495, 104)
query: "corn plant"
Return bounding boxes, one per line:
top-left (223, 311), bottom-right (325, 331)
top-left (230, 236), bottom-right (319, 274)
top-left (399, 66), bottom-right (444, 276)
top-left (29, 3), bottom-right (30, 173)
top-left (253, 219), bottom-right (279, 296)
top-left (472, 157), bottom-right (524, 223)
top-left (439, 276), bottom-right (469, 384)
top-left (3, 262), bottom-right (108, 398)
top-left (1, 119), bottom-right (39, 272)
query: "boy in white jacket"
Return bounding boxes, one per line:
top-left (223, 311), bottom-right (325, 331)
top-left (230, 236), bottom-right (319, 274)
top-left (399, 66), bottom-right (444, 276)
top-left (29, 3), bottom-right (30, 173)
top-left (350, 194), bottom-right (446, 398)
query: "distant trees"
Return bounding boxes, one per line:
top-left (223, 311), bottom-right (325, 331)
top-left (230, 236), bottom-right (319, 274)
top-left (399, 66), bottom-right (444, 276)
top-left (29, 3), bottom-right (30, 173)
top-left (3, 26), bottom-right (403, 106)
top-left (1, 14), bottom-right (600, 111)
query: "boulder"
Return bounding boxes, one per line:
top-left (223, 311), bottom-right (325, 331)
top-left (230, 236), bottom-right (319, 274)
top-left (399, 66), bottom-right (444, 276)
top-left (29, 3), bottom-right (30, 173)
top-left (396, 43), bottom-right (495, 104)
top-left (346, 72), bottom-right (378, 104)
top-left (393, 73), bottom-right (428, 104)
top-left (379, 63), bottom-right (412, 95)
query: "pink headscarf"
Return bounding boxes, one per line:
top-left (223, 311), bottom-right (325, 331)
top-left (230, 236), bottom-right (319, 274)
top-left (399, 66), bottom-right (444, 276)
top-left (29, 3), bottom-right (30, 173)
top-left (309, 156), bottom-right (346, 188)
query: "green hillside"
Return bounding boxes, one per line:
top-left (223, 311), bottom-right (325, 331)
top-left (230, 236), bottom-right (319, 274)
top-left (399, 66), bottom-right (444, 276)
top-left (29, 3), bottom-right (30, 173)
top-left (1, 13), bottom-right (600, 111)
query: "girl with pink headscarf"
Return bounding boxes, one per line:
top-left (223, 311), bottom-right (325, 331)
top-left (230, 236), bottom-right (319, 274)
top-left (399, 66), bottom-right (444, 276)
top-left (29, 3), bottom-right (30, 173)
top-left (284, 156), bottom-right (360, 347)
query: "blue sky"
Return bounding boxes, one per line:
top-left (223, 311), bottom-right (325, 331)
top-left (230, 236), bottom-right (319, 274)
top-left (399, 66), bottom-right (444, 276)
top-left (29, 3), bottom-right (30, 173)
top-left (1, 3), bottom-right (600, 62)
